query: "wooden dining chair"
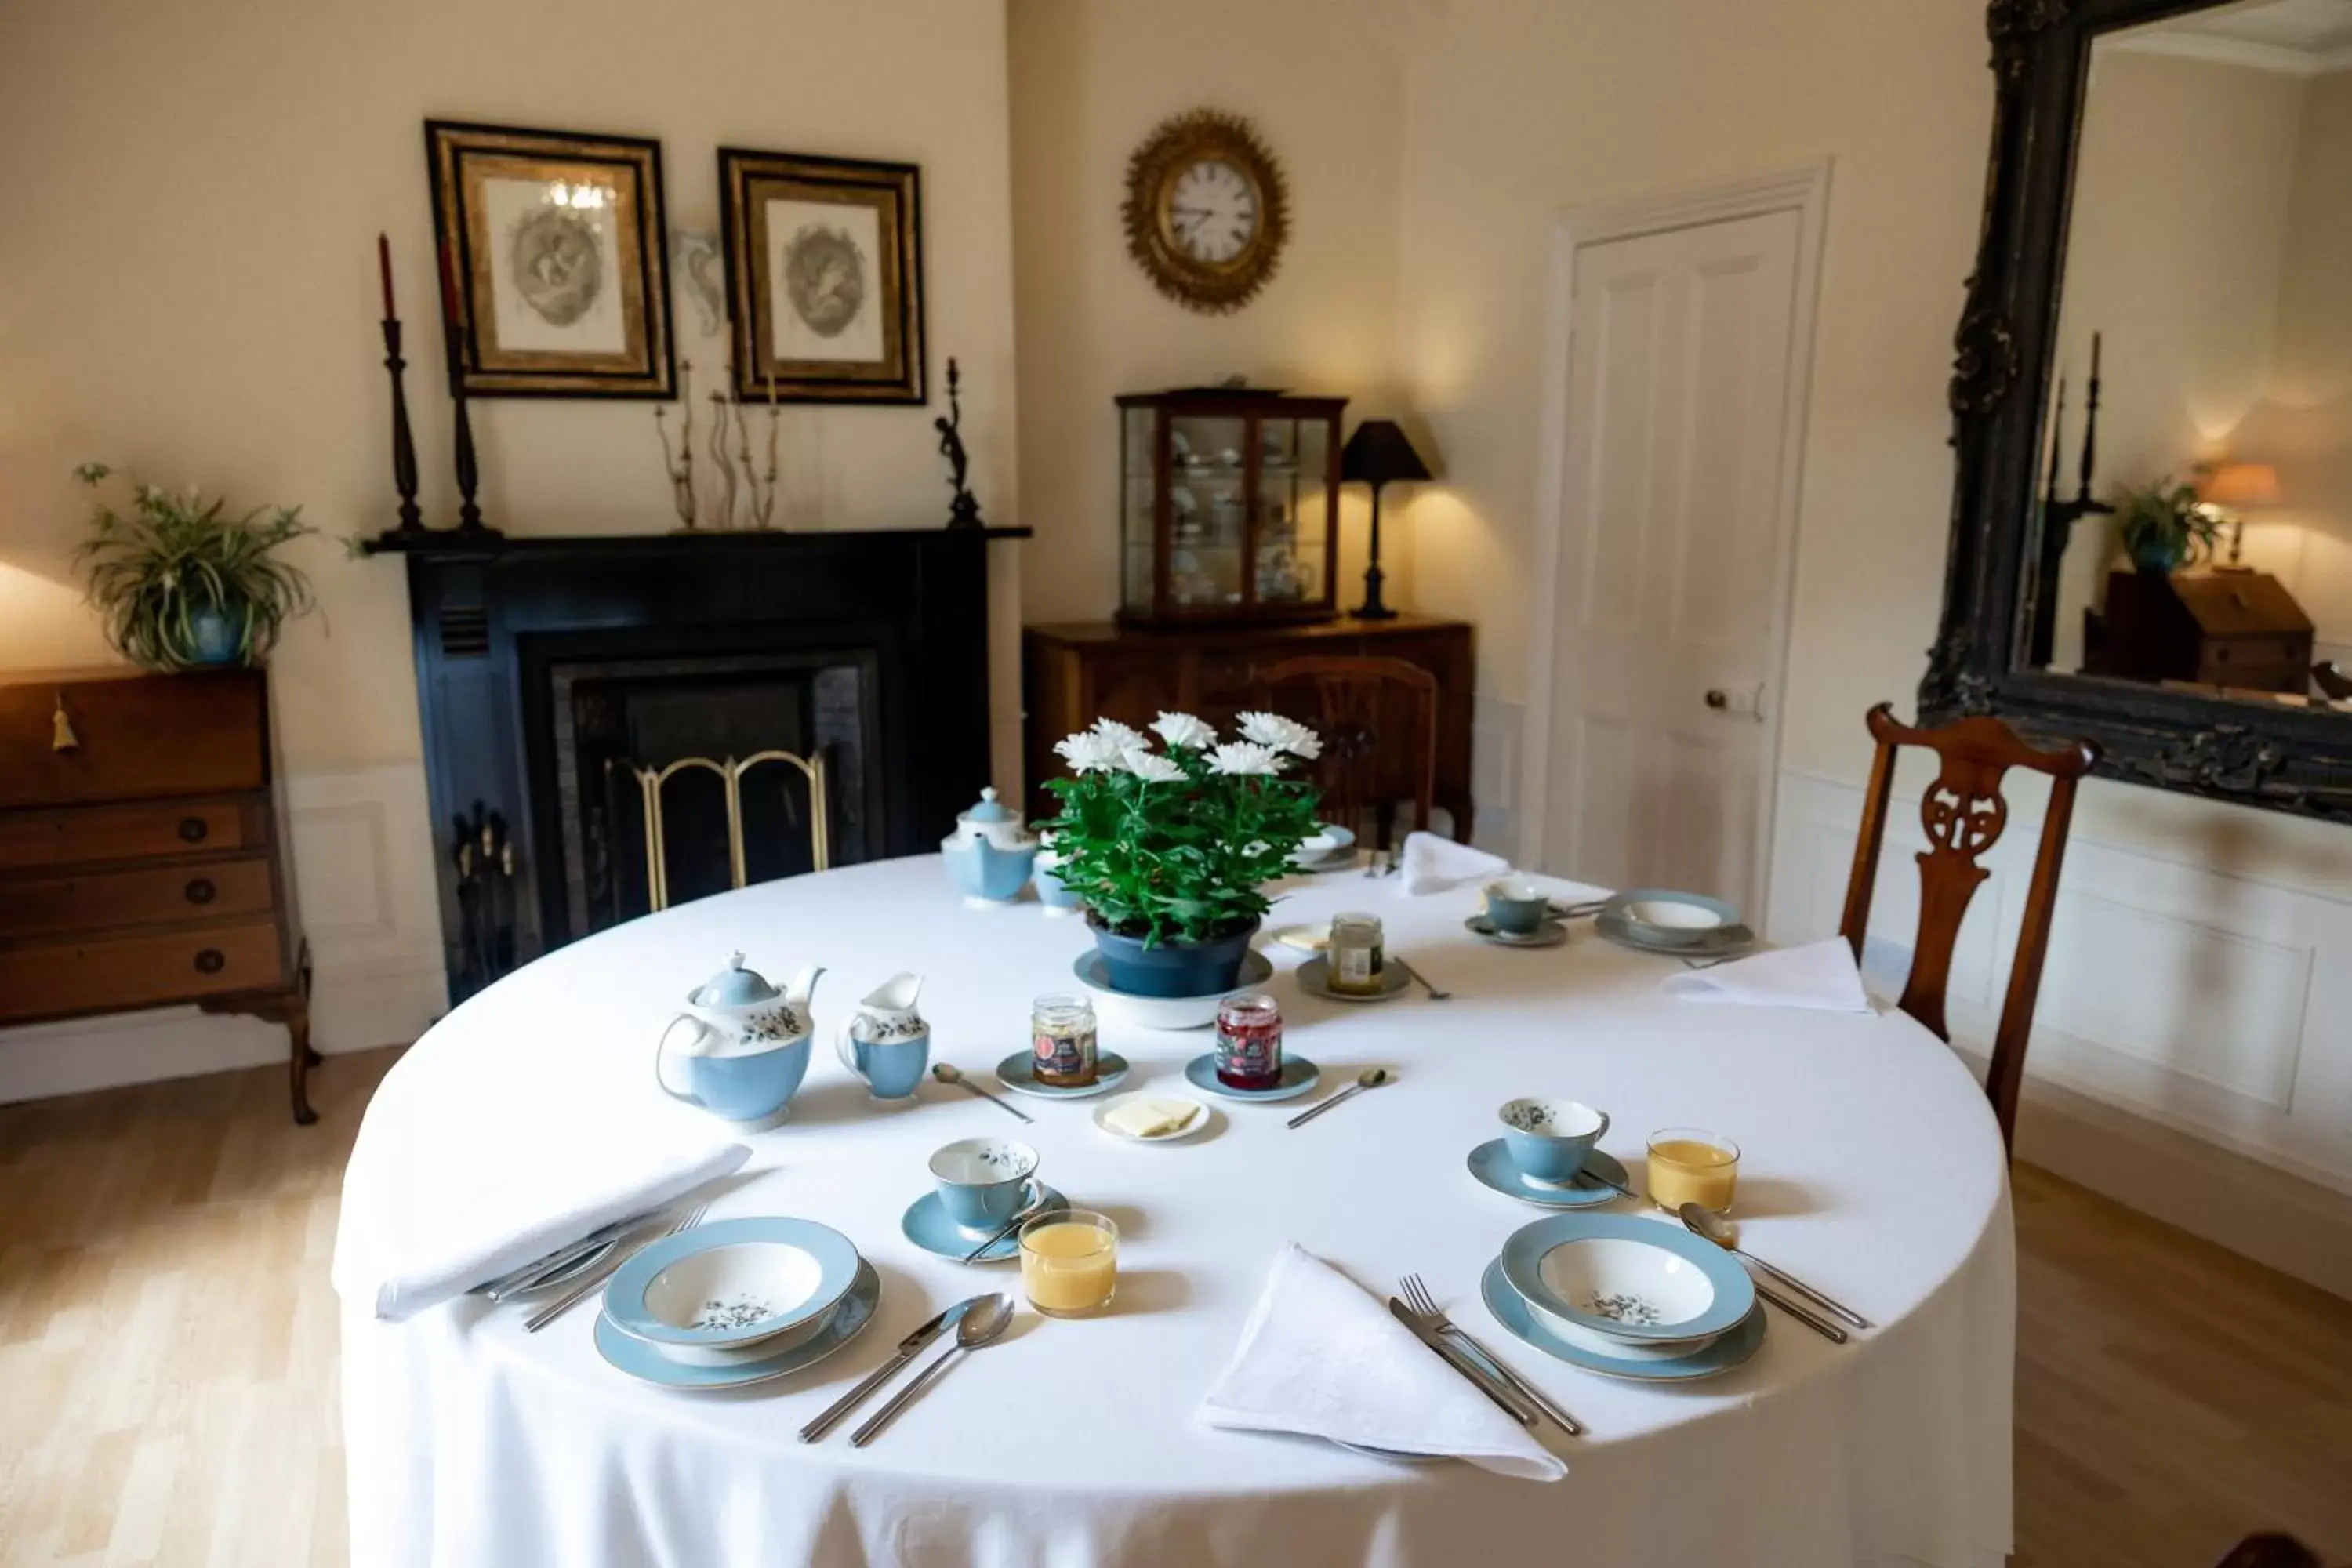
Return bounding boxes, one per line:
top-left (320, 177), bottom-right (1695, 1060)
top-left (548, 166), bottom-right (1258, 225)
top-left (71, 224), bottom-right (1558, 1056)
top-left (1250, 655), bottom-right (1441, 848)
top-left (2213, 1534), bottom-right (2323, 1568)
top-left (2310, 660), bottom-right (2352, 702)
top-left (1838, 702), bottom-right (2100, 1151)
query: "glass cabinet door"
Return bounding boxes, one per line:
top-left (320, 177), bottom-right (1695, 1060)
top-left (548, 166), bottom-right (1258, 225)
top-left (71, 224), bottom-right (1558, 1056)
top-left (1254, 418), bottom-right (1329, 609)
top-left (1122, 407), bottom-right (1157, 614)
top-left (1167, 413), bottom-right (1247, 612)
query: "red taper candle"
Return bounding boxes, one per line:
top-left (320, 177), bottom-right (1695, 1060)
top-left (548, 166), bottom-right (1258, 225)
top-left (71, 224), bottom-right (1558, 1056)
top-left (377, 233), bottom-right (396, 320)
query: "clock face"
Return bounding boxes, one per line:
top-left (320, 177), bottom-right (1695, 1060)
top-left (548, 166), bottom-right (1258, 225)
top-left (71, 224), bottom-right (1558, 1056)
top-left (1166, 159), bottom-right (1258, 266)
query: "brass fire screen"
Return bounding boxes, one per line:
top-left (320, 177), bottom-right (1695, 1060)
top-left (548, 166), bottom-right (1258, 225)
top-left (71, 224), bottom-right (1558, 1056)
top-left (633, 749), bottom-right (829, 911)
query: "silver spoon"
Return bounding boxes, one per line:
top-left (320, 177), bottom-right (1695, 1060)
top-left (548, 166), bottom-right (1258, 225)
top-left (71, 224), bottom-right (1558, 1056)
top-left (932, 1062), bottom-right (1034, 1123)
top-left (1396, 960), bottom-right (1450, 1000)
top-left (1286, 1067), bottom-right (1391, 1129)
top-left (960, 1189), bottom-right (1052, 1264)
top-left (1679, 1202), bottom-right (1871, 1330)
top-left (849, 1294), bottom-right (1015, 1446)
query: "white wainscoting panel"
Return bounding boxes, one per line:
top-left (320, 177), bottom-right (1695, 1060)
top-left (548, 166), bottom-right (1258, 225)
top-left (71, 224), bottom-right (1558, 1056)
top-left (0, 761), bottom-right (448, 1104)
top-left (1769, 768), bottom-right (2352, 1200)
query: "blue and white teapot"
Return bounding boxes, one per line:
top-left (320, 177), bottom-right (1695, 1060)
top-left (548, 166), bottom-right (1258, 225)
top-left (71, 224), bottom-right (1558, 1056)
top-left (941, 786), bottom-right (1038, 905)
top-left (653, 953), bottom-right (825, 1126)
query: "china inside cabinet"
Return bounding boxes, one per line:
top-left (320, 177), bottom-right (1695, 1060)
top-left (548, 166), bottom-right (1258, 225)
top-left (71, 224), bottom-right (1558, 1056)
top-left (1117, 389), bottom-right (1345, 625)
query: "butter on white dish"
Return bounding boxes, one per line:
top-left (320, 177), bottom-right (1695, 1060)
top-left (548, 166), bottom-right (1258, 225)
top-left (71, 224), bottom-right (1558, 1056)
top-left (1094, 1091), bottom-right (1210, 1142)
top-left (1267, 925), bottom-right (1328, 953)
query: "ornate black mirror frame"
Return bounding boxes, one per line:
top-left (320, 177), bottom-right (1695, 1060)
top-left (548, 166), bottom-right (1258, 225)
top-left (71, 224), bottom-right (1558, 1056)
top-left (1922, 0), bottom-right (2352, 819)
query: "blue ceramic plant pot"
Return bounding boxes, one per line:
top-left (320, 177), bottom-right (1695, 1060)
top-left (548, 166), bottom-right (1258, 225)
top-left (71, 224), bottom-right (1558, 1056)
top-left (183, 607), bottom-right (241, 667)
top-left (1089, 916), bottom-right (1261, 999)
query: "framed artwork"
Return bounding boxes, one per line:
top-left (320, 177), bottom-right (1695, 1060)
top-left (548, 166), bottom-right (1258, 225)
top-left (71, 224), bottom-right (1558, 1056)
top-left (425, 119), bottom-right (676, 398)
top-left (717, 148), bottom-right (926, 405)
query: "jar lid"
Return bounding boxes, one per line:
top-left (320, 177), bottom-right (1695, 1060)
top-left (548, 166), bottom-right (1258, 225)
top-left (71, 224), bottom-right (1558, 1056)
top-left (691, 952), bottom-right (781, 1008)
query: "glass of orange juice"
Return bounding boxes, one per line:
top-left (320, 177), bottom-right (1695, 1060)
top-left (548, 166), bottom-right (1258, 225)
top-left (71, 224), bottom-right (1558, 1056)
top-left (1646, 1129), bottom-right (1740, 1215)
top-left (1018, 1210), bottom-right (1118, 1318)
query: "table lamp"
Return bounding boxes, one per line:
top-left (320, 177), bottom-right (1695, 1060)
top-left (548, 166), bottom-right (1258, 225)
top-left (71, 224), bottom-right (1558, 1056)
top-left (2199, 462), bottom-right (2281, 568)
top-left (1340, 419), bottom-right (1433, 621)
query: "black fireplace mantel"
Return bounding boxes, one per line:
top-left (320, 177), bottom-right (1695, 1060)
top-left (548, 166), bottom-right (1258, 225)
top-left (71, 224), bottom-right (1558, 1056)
top-left (383, 526), bottom-right (1025, 1000)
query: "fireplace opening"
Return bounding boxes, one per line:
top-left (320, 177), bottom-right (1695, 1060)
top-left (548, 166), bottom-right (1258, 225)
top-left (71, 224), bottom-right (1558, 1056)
top-left (546, 650), bottom-right (878, 942)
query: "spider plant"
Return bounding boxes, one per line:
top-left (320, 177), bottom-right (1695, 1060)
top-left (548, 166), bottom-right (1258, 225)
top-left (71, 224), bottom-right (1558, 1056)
top-left (2108, 473), bottom-right (2223, 577)
top-left (71, 463), bottom-right (316, 670)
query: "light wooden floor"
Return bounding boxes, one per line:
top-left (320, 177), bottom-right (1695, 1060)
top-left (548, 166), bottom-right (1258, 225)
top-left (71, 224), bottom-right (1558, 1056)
top-left (2, 1049), bottom-right (2348, 1567)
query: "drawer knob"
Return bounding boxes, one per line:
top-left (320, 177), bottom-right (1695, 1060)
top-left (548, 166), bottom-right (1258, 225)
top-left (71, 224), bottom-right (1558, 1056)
top-left (178, 816), bottom-right (209, 844)
top-left (185, 877), bottom-right (216, 906)
top-left (193, 948), bottom-right (226, 975)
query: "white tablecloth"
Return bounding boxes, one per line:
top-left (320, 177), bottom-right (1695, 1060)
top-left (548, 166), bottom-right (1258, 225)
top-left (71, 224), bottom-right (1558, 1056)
top-left (334, 856), bottom-right (2013, 1568)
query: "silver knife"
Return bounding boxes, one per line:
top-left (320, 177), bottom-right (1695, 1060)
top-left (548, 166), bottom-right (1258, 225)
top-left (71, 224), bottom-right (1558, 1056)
top-left (1755, 1281), bottom-right (1849, 1345)
top-left (475, 1205), bottom-right (662, 1301)
top-left (1388, 1298), bottom-right (1537, 1425)
top-left (798, 1296), bottom-right (981, 1442)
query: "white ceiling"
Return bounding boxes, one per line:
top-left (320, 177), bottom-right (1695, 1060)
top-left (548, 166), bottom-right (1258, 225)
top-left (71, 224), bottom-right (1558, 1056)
top-left (2109, 0), bottom-right (2352, 73)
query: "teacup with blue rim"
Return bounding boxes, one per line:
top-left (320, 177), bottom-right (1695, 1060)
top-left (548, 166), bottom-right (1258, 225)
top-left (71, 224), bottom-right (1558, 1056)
top-left (928, 1137), bottom-right (1042, 1236)
top-left (1498, 1098), bottom-right (1610, 1186)
top-left (1483, 876), bottom-right (1551, 936)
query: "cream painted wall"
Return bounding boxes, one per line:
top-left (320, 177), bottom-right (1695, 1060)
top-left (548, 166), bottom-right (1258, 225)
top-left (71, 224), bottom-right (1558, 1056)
top-left (0, 0), bottom-right (1019, 779)
top-left (1007, 0), bottom-right (1407, 627)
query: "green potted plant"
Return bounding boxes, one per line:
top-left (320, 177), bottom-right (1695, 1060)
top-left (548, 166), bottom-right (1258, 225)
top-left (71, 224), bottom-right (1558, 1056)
top-left (71, 463), bottom-right (316, 670)
top-left (1039, 711), bottom-right (1324, 997)
top-left (2109, 474), bottom-right (2223, 577)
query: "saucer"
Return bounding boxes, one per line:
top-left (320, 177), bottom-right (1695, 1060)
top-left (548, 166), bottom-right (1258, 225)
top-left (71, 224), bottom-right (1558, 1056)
top-left (1465, 915), bottom-right (1569, 949)
top-left (995, 1050), bottom-right (1131, 1099)
top-left (593, 1260), bottom-right (880, 1390)
top-left (1073, 949), bottom-right (1276, 1030)
top-left (1481, 1258), bottom-right (1764, 1382)
top-left (1182, 1054), bottom-right (1320, 1102)
top-left (900, 1185), bottom-right (1069, 1262)
top-left (1466, 1140), bottom-right (1631, 1209)
top-left (1091, 1090), bottom-right (1212, 1143)
top-left (1295, 956), bottom-right (1413, 1003)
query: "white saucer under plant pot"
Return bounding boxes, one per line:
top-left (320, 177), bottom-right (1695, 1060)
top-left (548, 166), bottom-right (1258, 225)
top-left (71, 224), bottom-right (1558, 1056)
top-left (1033, 709), bottom-right (1330, 1001)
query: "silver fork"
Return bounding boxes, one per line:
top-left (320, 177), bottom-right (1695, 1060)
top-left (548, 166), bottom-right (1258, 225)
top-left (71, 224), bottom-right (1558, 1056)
top-left (1399, 1272), bottom-right (1584, 1436)
top-left (525, 1201), bottom-right (709, 1333)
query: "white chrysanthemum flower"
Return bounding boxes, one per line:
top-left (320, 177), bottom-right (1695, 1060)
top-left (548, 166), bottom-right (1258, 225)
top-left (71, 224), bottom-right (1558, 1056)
top-left (1054, 730), bottom-right (1124, 774)
top-left (1209, 741), bottom-right (1287, 776)
top-left (1236, 710), bottom-right (1322, 760)
top-left (1091, 717), bottom-right (1148, 753)
top-left (1124, 746), bottom-right (1185, 784)
top-left (1151, 710), bottom-right (1216, 751)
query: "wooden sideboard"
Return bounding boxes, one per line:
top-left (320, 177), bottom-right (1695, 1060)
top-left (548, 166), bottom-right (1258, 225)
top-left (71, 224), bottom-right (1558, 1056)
top-left (0, 670), bottom-right (314, 1122)
top-left (1022, 615), bottom-right (1475, 841)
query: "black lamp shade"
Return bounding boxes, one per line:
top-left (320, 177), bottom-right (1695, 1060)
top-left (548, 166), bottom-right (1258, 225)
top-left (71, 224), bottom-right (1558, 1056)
top-left (1341, 419), bottom-right (1433, 487)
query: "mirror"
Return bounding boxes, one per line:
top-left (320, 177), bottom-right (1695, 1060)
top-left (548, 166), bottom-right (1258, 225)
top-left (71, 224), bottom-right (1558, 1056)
top-left (2027, 0), bottom-right (2352, 713)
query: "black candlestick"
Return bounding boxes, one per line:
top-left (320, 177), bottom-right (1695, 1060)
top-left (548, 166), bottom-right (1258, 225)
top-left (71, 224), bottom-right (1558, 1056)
top-left (381, 317), bottom-right (424, 534)
top-left (450, 376), bottom-right (486, 533)
top-left (937, 357), bottom-right (982, 529)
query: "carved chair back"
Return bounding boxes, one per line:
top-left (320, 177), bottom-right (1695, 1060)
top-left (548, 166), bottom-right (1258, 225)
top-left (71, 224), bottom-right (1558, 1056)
top-left (1838, 702), bottom-right (2100, 1149)
top-left (1250, 655), bottom-right (1439, 848)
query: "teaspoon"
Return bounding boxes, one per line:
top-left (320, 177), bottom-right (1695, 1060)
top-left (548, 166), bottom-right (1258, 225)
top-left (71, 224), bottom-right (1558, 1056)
top-left (1286, 1068), bottom-right (1392, 1129)
top-left (1678, 1202), bottom-right (1871, 1331)
top-left (849, 1294), bottom-right (1015, 1446)
top-left (932, 1062), bottom-right (1034, 1123)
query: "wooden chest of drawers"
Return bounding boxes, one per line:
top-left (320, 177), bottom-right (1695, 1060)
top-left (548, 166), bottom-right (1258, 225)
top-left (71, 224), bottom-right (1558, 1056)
top-left (0, 670), bottom-right (315, 1122)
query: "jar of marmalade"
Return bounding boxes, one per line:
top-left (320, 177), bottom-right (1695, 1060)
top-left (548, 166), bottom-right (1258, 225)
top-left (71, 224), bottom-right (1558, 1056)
top-left (1031, 994), bottom-right (1098, 1087)
top-left (1214, 992), bottom-right (1283, 1091)
top-left (1327, 913), bottom-right (1386, 996)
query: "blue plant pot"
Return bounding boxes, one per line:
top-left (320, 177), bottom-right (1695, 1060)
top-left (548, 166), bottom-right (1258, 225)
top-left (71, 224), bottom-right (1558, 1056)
top-left (183, 607), bottom-right (241, 667)
top-left (1089, 916), bottom-right (1261, 999)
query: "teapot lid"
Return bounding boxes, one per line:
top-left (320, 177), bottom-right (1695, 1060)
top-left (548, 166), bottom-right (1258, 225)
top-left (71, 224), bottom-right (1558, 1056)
top-left (692, 953), bottom-right (782, 1008)
top-left (960, 786), bottom-right (1017, 825)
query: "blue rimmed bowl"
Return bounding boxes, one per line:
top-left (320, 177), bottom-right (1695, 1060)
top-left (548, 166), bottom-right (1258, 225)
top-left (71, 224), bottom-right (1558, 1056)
top-left (1498, 1212), bottom-right (1753, 1351)
top-left (602, 1217), bottom-right (862, 1367)
top-left (1606, 889), bottom-right (1740, 949)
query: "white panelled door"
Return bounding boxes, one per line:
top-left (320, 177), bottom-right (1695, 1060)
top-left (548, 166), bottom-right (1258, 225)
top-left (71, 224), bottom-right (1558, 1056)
top-left (1537, 208), bottom-right (1805, 909)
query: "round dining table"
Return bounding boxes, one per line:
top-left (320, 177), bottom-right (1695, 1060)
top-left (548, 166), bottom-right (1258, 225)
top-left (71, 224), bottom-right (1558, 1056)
top-left (333, 855), bottom-right (2013, 1568)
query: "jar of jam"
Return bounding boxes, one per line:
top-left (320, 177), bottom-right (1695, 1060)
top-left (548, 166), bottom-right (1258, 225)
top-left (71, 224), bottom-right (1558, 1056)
top-left (1214, 992), bottom-right (1283, 1091)
top-left (1327, 913), bottom-right (1386, 996)
top-left (1031, 993), bottom-right (1098, 1087)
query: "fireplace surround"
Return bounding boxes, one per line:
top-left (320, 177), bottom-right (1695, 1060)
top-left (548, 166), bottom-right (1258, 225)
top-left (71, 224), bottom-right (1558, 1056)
top-left (377, 528), bottom-right (1024, 1002)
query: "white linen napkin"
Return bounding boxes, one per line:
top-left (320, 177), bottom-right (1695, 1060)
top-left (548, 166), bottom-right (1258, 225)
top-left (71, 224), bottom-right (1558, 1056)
top-left (1394, 831), bottom-right (1512, 896)
top-left (1661, 937), bottom-right (1873, 1013)
top-left (1198, 1245), bottom-right (1566, 1480)
top-left (357, 1139), bottom-right (750, 1321)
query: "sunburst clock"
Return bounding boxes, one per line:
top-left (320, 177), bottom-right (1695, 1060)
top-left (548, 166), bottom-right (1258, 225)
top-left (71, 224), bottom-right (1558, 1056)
top-left (1122, 109), bottom-right (1290, 314)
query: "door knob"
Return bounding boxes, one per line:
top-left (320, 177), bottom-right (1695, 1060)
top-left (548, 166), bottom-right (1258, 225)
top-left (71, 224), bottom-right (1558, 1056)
top-left (1704, 689), bottom-right (1729, 710)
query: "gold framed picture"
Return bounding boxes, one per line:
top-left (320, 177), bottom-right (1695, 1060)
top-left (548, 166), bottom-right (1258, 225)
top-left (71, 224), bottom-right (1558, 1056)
top-left (425, 119), bottom-right (675, 399)
top-left (717, 148), bottom-right (925, 405)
